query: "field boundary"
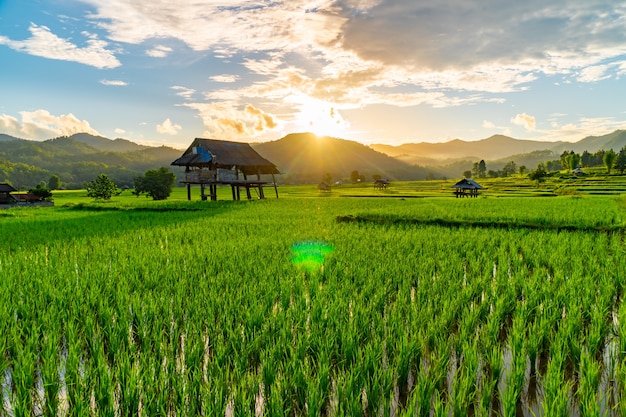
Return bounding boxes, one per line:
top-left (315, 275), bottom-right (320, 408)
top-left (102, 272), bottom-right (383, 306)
top-left (336, 214), bottom-right (624, 233)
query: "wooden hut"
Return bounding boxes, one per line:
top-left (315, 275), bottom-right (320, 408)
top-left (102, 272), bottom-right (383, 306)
top-left (171, 138), bottom-right (280, 201)
top-left (374, 178), bottom-right (390, 190)
top-left (0, 183), bottom-right (17, 204)
top-left (317, 182), bottom-right (332, 192)
top-left (452, 178), bottom-right (483, 198)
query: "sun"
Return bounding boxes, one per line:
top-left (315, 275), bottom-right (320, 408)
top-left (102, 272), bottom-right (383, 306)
top-left (296, 97), bottom-right (350, 138)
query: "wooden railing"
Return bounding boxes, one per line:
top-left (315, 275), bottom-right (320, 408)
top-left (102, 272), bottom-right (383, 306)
top-left (185, 170), bottom-right (217, 183)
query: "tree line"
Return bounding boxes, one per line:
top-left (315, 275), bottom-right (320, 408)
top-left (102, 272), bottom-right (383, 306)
top-left (465, 146), bottom-right (626, 180)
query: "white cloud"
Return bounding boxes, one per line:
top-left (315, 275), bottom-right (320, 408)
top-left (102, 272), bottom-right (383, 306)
top-left (0, 23), bottom-right (120, 69)
top-left (146, 44), bottom-right (173, 58)
top-left (537, 116), bottom-right (626, 142)
top-left (114, 128), bottom-right (126, 134)
top-left (183, 102), bottom-right (280, 140)
top-left (577, 64), bottom-right (613, 83)
top-left (511, 113), bottom-right (536, 130)
top-left (156, 118), bottom-right (182, 135)
top-left (73, 0), bottom-right (626, 138)
top-left (100, 79), bottom-right (128, 86)
top-left (171, 85), bottom-right (196, 99)
top-left (482, 120), bottom-right (496, 129)
top-left (0, 110), bottom-right (100, 140)
top-left (210, 74), bottom-right (240, 83)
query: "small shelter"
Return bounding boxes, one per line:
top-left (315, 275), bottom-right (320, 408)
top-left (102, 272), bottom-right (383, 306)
top-left (0, 183), bottom-right (17, 204)
top-left (317, 182), bottom-right (332, 192)
top-left (171, 138), bottom-right (280, 201)
top-left (452, 178), bottom-right (483, 198)
top-left (374, 178), bottom-right (390, 190)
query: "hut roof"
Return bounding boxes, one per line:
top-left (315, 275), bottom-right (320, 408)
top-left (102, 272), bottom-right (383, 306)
top-left (0, 183), bottom-right (17, 192)
top-left (171, 138), bottom-right (280, 175)
top-left (452, 178), bottom-right (483, 189)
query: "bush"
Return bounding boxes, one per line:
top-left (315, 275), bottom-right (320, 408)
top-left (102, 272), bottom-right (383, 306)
top-left (29, 183), bottom-right (53, 201)
top-left (133, 167), bottom-right (176, 200)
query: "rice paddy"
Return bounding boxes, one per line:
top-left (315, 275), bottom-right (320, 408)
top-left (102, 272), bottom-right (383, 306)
top-left (1, 183), bottom-right (626, 415)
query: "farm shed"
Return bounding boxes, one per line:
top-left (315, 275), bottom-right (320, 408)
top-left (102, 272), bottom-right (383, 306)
top-left (171, 138), bottom-right (280, 201)
top-left (0, 183), bottom-right (17, 204)
top-left (452, 178), bottom-right (483, 198)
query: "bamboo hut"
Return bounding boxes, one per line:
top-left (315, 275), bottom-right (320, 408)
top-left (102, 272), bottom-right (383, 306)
top-left (171, 138), bottom-right (280, 201)
top-left (452, 178), bottom-right (483, 198)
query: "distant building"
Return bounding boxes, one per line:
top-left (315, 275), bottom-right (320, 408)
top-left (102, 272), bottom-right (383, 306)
top-left (0, 183), bottom-right (17, 204)
top-left (452, 178), bottom-right (483, 198)
top-left (317, 182), bottom-right (332, 192)
top-left (374, 178), bottom-right (390, 190)
top-left (171, 138), bottom-right (280, 201)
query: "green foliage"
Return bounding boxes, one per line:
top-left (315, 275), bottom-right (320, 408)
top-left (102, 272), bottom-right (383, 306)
top-left (528, 162), bottom-right (548, 183)
top-left (85, 174), bottom-right (119, 200)
top-left (615, 146), bottom-right (626, 174)
top-left (603, 149), bottom-right (617, 174)
top-left (28, 183), bottom-right (53, 201)
top-left (48, 174), bottom-right (61, 190)
top-left (472, 159), bottom-right (487, 178)
top-left (133, 167), bottom-right (176, 200)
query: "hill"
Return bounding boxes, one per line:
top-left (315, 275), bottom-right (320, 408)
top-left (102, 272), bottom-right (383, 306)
top-left (68, 133), bottom-right (149, 152)
top-left (252, 132), bottom-right (430, 183)
top-left (551, 130), bottom-right (626, 154)
top-left (370, 135), bottom-right (565, 163)
top-left (0, 133), bottom-right (182, 189)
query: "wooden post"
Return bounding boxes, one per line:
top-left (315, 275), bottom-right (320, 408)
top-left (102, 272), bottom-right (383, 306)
top-left (272, 174), bottom-right (278, 198)
top-left (187, 183), bottom-right (191, 201)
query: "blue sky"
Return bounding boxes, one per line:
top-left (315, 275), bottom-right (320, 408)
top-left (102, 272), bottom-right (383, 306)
top-left (1, 0), bottom-right (626, 148)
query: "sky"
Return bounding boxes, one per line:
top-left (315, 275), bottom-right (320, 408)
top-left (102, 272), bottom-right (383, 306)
top-left (1, 0), bottom-right (626, 149)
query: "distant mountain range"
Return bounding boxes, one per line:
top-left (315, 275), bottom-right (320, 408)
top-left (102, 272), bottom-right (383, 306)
top-left (1, 129), bottom-right (626, 188)
top-left (369, 130), bottom-right (626, 165)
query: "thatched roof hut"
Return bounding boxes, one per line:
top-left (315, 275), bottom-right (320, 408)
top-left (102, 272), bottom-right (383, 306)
top-left (171, 138), bottom-right (280, 201)
top-left (171, 138), bottom-right (280, 176)
top-left (452, 178), bottom-right (483, 198)
top-left (0, 183), bottom-right (17, 204)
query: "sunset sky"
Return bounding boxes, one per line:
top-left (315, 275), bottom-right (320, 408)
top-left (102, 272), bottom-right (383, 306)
top-left (1, 0), bottom-right (626, 148)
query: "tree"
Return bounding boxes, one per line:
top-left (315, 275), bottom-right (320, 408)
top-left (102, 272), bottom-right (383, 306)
top-left (615, 147), bottom-right (626, 174)
top-left (603, 150), bottom-right (617, 174)
top-left (49, 174), bottom-right (61, 190)
top-left (518, 166), bottom-right (527, 176)
top-left (502, 161), bottom-right (516, 177)
top-left (462, 170), bottom-right (472, 178)
top-left (566, 153), bottom-right (580, 171)
top-left (133, 167), bottom-right (176, 200)
top-left (86, 174), bottom-right (118, 200)
top-left (322, 172), bottom-right (332, 184)
top-left (472, 160), bottom-right (487, 178)
top-left (528, 163), bottom-right (547, 183)
top-left (350, 170), bottom-right (361, 183)
top-left (29, 183), bottom-right (53, 201)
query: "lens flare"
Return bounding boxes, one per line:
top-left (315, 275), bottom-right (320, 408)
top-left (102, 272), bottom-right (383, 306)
top-left (291, 241), bottom-right (333, 272)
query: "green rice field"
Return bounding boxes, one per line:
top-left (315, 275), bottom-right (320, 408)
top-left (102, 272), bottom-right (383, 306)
top-left (1, 181), bottom-right (626, 416)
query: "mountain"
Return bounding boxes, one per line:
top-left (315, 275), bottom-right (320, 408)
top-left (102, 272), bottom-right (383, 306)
top-left (550, 130), bottom-right (626, 154)
top-left (63, 133), bottom-right (149, 152)
top-left (0, 133), bottom-right (21, 142)
top-left (370, 135), bottom-right (566, 163)
top-left (252, 132), bottom-right (428, 182)
top-left (0, 133), bottom-right (182, 189)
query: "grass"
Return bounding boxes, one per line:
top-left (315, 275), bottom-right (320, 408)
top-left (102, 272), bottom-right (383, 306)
top-left (2, 177), bottom-right (626, 415)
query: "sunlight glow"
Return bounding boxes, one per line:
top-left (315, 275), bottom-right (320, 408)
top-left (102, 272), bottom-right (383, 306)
top-left (294, 96), bottom-right (351, 138)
